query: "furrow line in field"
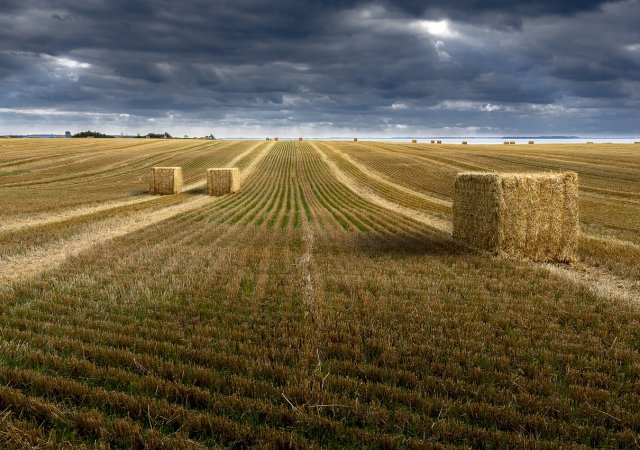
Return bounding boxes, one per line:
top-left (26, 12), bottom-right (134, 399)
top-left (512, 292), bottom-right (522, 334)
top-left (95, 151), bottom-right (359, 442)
top-left (310, 142), bottom-right (452, 233)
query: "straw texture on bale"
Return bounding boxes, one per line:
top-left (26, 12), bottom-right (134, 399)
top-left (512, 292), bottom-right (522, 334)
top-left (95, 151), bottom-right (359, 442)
top-left (149, 167), bottom-right (183, 195)
top-left (207, 168), bottom-right (240, 196)
top-left (453, 172), bottom-right (579, 262)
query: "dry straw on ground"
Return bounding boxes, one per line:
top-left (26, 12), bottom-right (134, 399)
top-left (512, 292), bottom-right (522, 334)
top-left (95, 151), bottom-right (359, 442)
top-left (453, 172), bottom-right (579, 262)
top-left (207, 168), bottom-right (240, 196)
top-left (149, 167), bottom-right (183, 195)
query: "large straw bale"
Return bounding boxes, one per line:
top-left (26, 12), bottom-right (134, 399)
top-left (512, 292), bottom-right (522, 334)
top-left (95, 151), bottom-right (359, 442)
top-left (207, 168), bottom-right (240, 196)
top-left (149, 167), bottom-right (183, 194)
top-left (453, 172), bottom-right (579, 262)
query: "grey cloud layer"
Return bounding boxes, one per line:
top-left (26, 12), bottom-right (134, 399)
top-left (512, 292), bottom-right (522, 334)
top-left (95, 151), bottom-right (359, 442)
top-left (0, 0), bottom-right (638, 136)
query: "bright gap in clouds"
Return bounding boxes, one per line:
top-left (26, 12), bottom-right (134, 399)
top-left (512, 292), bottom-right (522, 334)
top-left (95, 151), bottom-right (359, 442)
top-left (414, 20), bottom-right (457, 38)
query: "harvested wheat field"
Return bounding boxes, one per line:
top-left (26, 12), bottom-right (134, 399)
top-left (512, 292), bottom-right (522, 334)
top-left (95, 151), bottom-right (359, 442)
top-left (0, 138), bottom-right (639, 448)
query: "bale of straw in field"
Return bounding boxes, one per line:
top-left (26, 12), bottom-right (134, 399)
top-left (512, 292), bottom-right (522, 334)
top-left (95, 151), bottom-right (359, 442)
top-left (412, 139), bottom-right (417, 143)
top-left (462, 141), bottom-right (468, 145)
top-left (529, 141), bottom-right (534, 144)
top-left (149, 167), bottom-right (183, 194)
top-left (274, 137), bottom-right (279, 141)
top-left (431, 140), bottom-right (435, 144)
top-left (504, 142), bottom-right (509, 145)
top-left (587, 141), bottom-right (594, 144)
top-left (453, 172), bottom-right (579, 262)
top-left (510, 141), bottom-right (516, 145)
top-left (207, 168), bottom-right (240, 196)
top-left (354, 138), bottom-right (358, 142)
top-left (437, 140), bottom-right (442, 144)
top-left (299, 137), bottom-right (303, 141)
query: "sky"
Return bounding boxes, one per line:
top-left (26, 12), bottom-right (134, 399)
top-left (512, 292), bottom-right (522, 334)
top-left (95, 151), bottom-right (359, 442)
top-left (1, 0), bottom-right (639, 137)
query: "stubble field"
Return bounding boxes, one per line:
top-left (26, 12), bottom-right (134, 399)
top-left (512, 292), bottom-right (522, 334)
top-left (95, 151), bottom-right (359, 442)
top-left (0, 138), bottom-right (639, 448)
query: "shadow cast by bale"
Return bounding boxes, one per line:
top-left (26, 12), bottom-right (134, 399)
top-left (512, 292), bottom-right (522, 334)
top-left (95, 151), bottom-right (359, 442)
top-left (344, 230), bottom-right (471, 258)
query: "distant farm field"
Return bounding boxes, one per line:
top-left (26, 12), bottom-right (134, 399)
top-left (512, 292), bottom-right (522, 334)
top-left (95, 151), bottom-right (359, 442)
top-left (0, 138), bottom-right (639, 448)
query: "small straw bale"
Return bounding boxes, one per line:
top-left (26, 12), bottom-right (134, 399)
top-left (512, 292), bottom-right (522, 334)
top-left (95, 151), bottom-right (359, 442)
top-left (453, 172), bottom-right (579, 262)
top-left (299, 137), bottom-right (303, 141)
top-left (412, 139), bottom-right (417, 143)
top-left (354, 138), bottom-right (358, 142)
top-left (274, 137), bottom-right (279, 141)
top-left (207, 168), bottom-right (240, 196)
top-left (430, 140), bottom-right (435, 144)
top-left (437, 140), bottom-right (442, 144)
top-left (504, 142), bottom-right (509, 145)
top-left (510, 141), bottom-right (516, 145)
top-left (586, 141), bottom-right (594, 144)
top-left (149, 167), bottom-right (183, 195)
top-left (529, 141), bottom-right (534, 144)
top-left (462, 141), bottom-right (468, 145)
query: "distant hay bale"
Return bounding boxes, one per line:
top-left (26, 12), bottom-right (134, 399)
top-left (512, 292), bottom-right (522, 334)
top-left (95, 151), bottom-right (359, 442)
top-left (412, 139), bottom-right (417, 143)
top-left (299, 137), bottom-right (303, 141)
top-left (462, 141), bottom-right (468, 145)
top-left (437, 140), bottom-right (442, 144)
top-left (274, 137), bottom-right (279, 141)
top-left (587, 141), bottom-right (594, 144)
top-left (430, 140), bottom-right (435, 144)
top-left (529, 141), bottom-right (534, 144)
top-left (453, 172), bottom-right (579, 262)
top-left (149, 167), bottom-right (183, 195)
top-left (207, 168), bottom-right (240, 196)
top-left (504, 142), bottom-right (509, 145)
top-left (510, 141), bottom-right (516, 145)
top-left (354, 138), bottom-right (358, 142)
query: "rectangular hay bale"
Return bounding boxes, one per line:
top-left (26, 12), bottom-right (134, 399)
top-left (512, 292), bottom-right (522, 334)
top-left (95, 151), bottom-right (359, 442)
top-left (430, 140), bottom-right (435, 144)
top-left (354, 138), bottom-right (358, 142)
top-left (437, 140), bottom-right (442, 144)
top-left (207, 168), bottom-right (240, 196)
top-left (149, 167), bottom-right (183, 195)
top-left (453, 172), bottom-right (579, 262)
top-left (462, 141), bottom-right (468, 145)
top-left (412, 139), bottom-right (417, 143)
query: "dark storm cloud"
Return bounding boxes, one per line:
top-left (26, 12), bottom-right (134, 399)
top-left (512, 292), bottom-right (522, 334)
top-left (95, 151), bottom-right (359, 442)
top-left (0, 0), bottom-right (639, 136)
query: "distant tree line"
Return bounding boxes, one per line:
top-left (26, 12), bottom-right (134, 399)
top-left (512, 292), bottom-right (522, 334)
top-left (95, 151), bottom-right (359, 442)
top-left (142, 132), bottom-right (173, 139)
top-left (72, 130), bottom-right (114, 138)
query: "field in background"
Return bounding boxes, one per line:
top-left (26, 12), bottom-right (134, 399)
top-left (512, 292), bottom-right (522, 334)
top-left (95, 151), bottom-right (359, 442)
top-left (0, 139), bottom-right (638, 448)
